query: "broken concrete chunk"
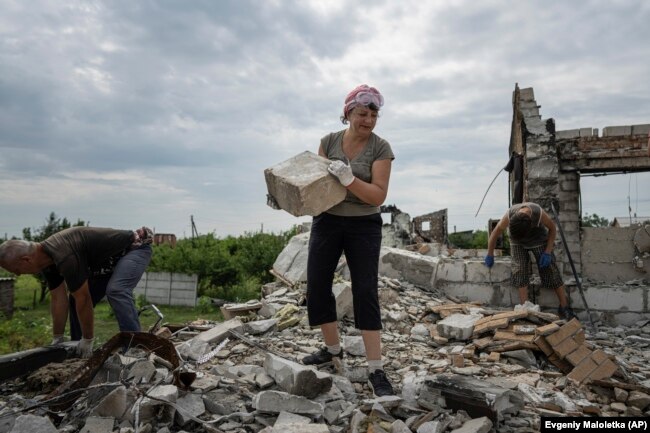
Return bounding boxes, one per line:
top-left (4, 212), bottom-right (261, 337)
top-left (244, 318), bottom-right (278, 335)
top-left (627, 391), bottom-right (650, 410)
top-left (91, 385), bottom-right (128, 419)
top-left (274, 411), bottom-right (312, 425)
top-left (9, 415), bottom-right (58, 433)
top-left (437, 314), bottom-right (482, 341)
top-left (449, 416), bottom-right (493, 433)
top-left (263, 353), bottom-right (332, 399)
top-left (264, 151), bottom-right (347, 217)
top-left (333, 282), bottom-right (353, 320)
top-left (253, 390), bottom-right (324, 416)
top-left (79, 416), bottom-right (114, 433)
top-left (174, 393), bottom-right (205, 426)
top-left (422, 374), bottom-right (524, 422)
top-left (343, 335), bottom-right (366, 356)
top-left (270, 423), bottom-right (329, 433)
top-left (195, 317), bottom-right (244, 344)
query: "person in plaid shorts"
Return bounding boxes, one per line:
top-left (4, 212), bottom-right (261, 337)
top-left (484, 202), bottom-right (576, 320)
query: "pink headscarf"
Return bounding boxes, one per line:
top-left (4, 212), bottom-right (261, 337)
top-left (343, 84), bottom-right (384, 119)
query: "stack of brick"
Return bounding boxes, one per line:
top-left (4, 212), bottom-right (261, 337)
top-left (535, 318), bottom-right (618, 383)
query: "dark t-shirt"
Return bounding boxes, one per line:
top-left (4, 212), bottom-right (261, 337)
top-left (41, 227), bottom-right (134, 292)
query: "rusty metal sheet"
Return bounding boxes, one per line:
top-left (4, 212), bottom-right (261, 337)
top-left (46, 332), bottom-right (193, 410)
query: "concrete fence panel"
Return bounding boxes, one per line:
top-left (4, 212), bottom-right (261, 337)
top-left (134, 272), bottom-right (198, 307)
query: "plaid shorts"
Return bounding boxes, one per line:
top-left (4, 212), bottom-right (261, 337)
top-left (511, 244), bottom-right (564, 290)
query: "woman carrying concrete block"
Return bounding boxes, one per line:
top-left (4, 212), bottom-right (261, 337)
top-left (302, 84), bottom-right (395, 397)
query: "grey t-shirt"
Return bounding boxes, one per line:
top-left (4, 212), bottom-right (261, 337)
top-left (507, 202), bottom-right (548, 248)
top-left (320, 130), bottom-right (394, 217)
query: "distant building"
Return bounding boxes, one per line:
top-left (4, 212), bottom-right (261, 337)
top-left (153, 233), bottom-right (177, 248)
top-left (610, 217), bottom-right (650, 228)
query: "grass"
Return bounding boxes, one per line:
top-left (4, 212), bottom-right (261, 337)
top-left (0, 275), bottom-right (224, 355)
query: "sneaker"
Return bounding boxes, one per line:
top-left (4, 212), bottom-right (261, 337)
top-left (558, 306), bottom-right (577, 321)
top-left (368, 369), bottom-right (395, 397)
top-left (302, 347), bottom-right (343, 366)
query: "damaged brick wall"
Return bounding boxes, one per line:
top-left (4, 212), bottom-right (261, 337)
top-left (511, 85), bottom-right (650, 280)
top-left (413, 209), bottom-right (448, 244)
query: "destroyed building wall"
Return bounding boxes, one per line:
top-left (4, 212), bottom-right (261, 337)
top-left (581, 227), bottom-right (650, 283)
top-left (512, 85), bottom-right (650, 281)
top-left (380, 204), bottom-right (412, 248)
top-left (412, 208), bottom-right (448, 244)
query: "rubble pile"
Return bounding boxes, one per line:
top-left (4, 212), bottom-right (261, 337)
top-left (1, 280), bottom-right (650, 432)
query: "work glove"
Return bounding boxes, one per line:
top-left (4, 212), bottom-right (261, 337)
top-left (76, 337), bottom-right (95, 358)
top-left (539, 252), bottom-right (552, 269)
top-left (484, 255), bottom-right (494, 268)
top-left (328, 160), bottom-right (355, 187)
top-left (50, 334), bottom-right (65, 345)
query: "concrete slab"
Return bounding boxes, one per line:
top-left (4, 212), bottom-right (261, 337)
top-left (264, 151), bottom-right (347, 217)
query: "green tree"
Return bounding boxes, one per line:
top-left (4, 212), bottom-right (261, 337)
top-left (148, 227), bottom-right (297, 302)
top-left (581, 213), bottom-right (609, 227)
top-left (449, 230), bottom-right (489, 249)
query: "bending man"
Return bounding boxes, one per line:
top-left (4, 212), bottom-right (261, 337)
top-left (0, 226), bottom-right (153, 356)
top-left (485, 202), bottom-right (576, 320)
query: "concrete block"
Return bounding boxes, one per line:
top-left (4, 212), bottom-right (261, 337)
top-left (631, 124), bottom-right (650, 135)
top-left (634, 225), bottom-right (650, 253)
top-left (272, 232), bottom-right (310, 283)
top-left (263, 353), bottom-right (332, 398)
top-left (436, 260), bottom-right (465, 283)
top-left (196, 317), bottom-right (244, 344)
top-left (333, 282), bottom-right (353, 320)
top-left (91, 385), bottom-right (128, 419)
top-left (556, 129), bottom-right (581, 139)
top-left (9, 415), bottom-right (58, 433)
top-left (175, 393), bottom-right (205, 426)
top-left (437, 314), bottom-right (482, 341)
top-left (519, 87), bottom-right (535, 100)
top-left (579, 128), bottom-right (594, 137)
top-left (581, 285), bottom-right (647, 312)
top-left (603, 125), bottom-right (632, 137)
top-left (271, 424), bottom-right (329, 433)
top-left (79, 416), bottom-right (115, 433)
top-left (379, 247), bottom-right (438, 288)
top-left (343, 335), bottom-right (366, 356)
top-left (559, 180), bottom-right (578, 192)
top-left (252, 390), bottom-right (324, 416)
top-left (265, 151), bottom-right (346, 216)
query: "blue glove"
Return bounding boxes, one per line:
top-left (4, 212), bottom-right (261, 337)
top-left (484, 255), bottom-right (494, 268)
top-left (539, 252), bottom-right (552, 269)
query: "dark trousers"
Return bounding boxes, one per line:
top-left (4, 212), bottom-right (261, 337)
top-left (69, 245), bottom-right (152, 340)
top-left (307, 212), bottom-right (383, 330)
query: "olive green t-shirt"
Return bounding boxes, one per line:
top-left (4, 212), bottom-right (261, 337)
top-left (320, 130), bottom-right (394, 216)
top-left (41, 227), bottom-right (134, 292)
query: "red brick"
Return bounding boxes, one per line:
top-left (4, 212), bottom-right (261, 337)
top-left (589, 359), bottom-right (618, 381)
top-left (591, 349), bottom-right (610, 365)
top-left (546, 318), bottom-right (582, 346)
top-left (568, 357), bottom-right (599, 383)
top-left (534, 335), bottom-right (554, 356)
top-left (536, 322), bottom-right (560, 336)
top-left (553, 337), bottom-right (579, 358)
top-left (566, 345), bottom-right (592, 366)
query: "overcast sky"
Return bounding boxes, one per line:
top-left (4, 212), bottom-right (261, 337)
top-left (1, 1), bottom-right (649, 239)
